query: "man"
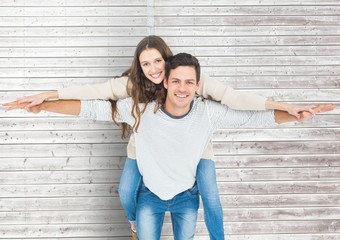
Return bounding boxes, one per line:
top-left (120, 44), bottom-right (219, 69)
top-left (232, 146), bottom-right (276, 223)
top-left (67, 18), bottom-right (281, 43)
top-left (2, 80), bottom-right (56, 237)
top-left (5, 53), bottom-right (336, 239)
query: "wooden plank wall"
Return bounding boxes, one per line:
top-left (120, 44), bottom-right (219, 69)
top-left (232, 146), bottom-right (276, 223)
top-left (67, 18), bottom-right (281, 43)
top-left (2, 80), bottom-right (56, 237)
top-left (1, 0), bottom-right (339, 239)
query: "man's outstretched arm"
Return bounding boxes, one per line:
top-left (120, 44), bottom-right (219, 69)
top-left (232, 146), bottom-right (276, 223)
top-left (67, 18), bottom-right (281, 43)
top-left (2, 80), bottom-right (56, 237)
top-left (274, 104), bottom-right (336, 124)
top-left (4, 100), bottom-right (81, 115)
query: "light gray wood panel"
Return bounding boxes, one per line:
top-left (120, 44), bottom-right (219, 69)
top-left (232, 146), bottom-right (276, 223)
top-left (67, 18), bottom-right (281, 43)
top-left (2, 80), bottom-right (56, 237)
top-left (0, 210), bottom-right (127, 224)
top-left (2, 36), bottom-right (340, 47)
top-left (0, 47), bottom-right (135, 57)
top-left (1, 128), bottom-right (339, 144)
top-left (0, 16), bottom-right (147, 26)
top-left (0, 197), bottom-right (122, 211)
top-left (214, 155), bottom-right (340, 168)
top-left (0, 7), bottom-right (147, 17)
top-left (1, 194), bottom-right (338, 211)
top-left (0, 223), bottom-right (131, 238)
top-left (0, 157), bottom-right (125, 171)
top-left (3, 56), bottom-right (340, 67)
top-left (0, 170), bottom-right (122, 184)
top-left (222, 220), bottom-right (340, 234)
top-left (0, 220), bottom-right (337, 237)
top-left (217, 181), bottom-right (340, 195)
top-left (155, 16), bottom-right (340, 26)
top-left (0, 144), bottom-right (127, 157)
top-left (4, 26), bottom-right (340, 36)
top-left (0, 167), bottom-right (337, 184)
top-left (0, 207), bottom-right (339, 224)
top-left (1, 181), bottom-right (339, 197)
top-left (0, 26), bottom-right (146, 36)
top-left (3, 46), bottom-right (340, 58)
top-left (0, 184), bottom-right (120, 197)
top-left (154, 6), bottom-right (340, 16)
top-left (0, 57), bottom-right (133, 67)
top-left (154, 0), bottom-right (340, 5)
top-left (212, 141), bottom-right (340, 155)
top-left (0, 130), bottom-right (127, 144)
top-left (0, 0), bottom-right (146, 6)
top-left (216, 167), bottom-right (340, 182)
top-left (0, 118), bottom-right (118, 131)
top-left (156, 26), bottom-right (340, 36)
top-left (227, 235), bottom-right (340, 240)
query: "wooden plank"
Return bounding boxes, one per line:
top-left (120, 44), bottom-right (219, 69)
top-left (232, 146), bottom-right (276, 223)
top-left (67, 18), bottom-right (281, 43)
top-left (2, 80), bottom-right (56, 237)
top-left (2, 56), bottom-right (340, 67)
top-left (221, 220), bottom-right (340, 234)
top-left (217, 181), bottom-right (340, 195)
top-left (1, 66), bottom-right (340, 78)
top-left (216, 167), bottom-right (340, 182)
top-left (0, 157), bottom-right (125, 171)
top-left (0, 170), bottom-right (122, 184)
top-left (2, 36), bottom-right (340, 47)
top-left (0, 7), bottom-right (147, 17)
top-left (1, 181), bottom-right (339, 197)
top-left (0, 207), bottom-right (339, 224)
top-left (0, 223), bottom-right (131, 238)
top-left (214, 155), bottom-right (340, 168)
top-left (0, 128), bottom-right (339, 144)
top-left (0, 197), bottom-right (122, 211)
top-left (4, 25), bottom-right (340, 36)
top-left (0, 118), bottom-right (118, 131)
top-left (0, 0), bottom-right (147, 6)
top-left (0, 167), bottom-right (337, 184)
top-left (154, 0), bottom-right (340, 6)
top-left (0, 17), bottom-right (147, 27)
top-left (1, 194), bottom-right (338, 212)
top-left (3, 46), bottom-right (340, 58)
top-left (0, 26), bottom-right (146, 36)
top-left (0, 219), bottom-right (337, 237)
top-left (155, 16), bottom-right (340, 26)
top-left (212, 141), bottom-right (340, 155)
top-left (0, 144), bottom-right (127, 157)
top-left (0, 183), bottom-right (120, 197)
top-left (0, 130), bottom-right (127, 144)
top-left (154, 6), bottom-right (340, 16)
top-left (155, 25), bottom-right (340, 36)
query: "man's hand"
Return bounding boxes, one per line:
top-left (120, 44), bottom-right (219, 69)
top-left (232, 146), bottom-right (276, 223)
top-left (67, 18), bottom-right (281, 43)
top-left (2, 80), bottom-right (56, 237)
top-left (297, 104), bottom-right (336, 122)
top-left (2, 100), bottom-right (43, 113)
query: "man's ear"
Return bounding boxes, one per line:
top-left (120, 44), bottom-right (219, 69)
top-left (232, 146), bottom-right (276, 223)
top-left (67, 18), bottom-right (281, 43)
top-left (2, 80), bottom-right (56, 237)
top-left (196, 79), bottom-right (200, 91)
top-left (163, 78), bottom-right (169, 89)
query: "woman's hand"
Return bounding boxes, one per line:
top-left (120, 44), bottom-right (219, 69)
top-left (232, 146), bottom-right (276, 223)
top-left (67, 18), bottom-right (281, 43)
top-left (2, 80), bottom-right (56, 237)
top-left (13, 91), bottom-right (58, 110)
top-left (286, 104), bottom-right (316, 119)
top-left (2, 100), bottom-right (43, 113)
top-left (297, 104), bottom-right (336, 122)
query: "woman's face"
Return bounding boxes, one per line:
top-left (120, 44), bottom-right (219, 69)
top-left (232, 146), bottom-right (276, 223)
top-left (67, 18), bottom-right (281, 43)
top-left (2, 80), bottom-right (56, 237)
top-left (139, 48), bottom-right (166, 84)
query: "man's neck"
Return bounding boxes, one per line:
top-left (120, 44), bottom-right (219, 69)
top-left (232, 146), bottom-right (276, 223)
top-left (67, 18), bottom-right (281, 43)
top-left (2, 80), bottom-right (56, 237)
top-left (162, 100), bottom-right (193, 118)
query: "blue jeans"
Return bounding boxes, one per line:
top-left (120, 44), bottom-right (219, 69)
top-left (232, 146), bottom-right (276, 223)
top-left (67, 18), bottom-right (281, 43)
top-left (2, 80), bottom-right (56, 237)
top-left (118, 157), bottom-right (224, 239)
top-left (136, 183), bottom-right (199, 240)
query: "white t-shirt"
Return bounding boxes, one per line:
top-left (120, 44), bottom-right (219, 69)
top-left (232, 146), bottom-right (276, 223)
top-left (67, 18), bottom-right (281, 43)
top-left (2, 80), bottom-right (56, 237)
top-left (80, 98), bottom-right (276, 200)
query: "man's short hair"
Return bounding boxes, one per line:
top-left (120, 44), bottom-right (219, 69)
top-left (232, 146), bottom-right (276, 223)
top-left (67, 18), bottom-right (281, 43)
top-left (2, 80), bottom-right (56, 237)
top-left (165, 53), bottom-right (201, 81)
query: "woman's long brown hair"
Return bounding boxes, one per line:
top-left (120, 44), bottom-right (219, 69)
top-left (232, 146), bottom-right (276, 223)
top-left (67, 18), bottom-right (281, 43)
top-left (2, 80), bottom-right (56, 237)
top-left (113, 35), bottom-right (173, 137)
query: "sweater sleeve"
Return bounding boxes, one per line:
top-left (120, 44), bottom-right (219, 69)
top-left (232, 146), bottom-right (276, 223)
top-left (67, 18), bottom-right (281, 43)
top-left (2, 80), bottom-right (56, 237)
top-left (58, 76), bottom-right (131, 101)
top-left (197, 73), bottom-right (267, 110)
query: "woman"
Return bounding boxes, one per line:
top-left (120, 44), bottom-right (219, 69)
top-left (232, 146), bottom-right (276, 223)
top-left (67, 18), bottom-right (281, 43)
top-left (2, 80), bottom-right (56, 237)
top-left (8, 35), bottom-right (314, 240)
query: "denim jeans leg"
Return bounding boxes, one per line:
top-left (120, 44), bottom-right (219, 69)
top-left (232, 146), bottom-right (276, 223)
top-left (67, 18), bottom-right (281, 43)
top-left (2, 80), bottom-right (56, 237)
top-left (118, 157), bottom-right (142, 224)
top-left (196, 159), bottom-right (225, 240)
top-left (171, 184), bottom-right (199, 240)
top-left (136, 184), bottom-right (165, 240)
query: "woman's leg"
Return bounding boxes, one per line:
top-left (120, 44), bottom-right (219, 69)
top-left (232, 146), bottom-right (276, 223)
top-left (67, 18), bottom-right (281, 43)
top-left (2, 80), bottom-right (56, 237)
top-left (196, 159), bottom-right (225, 240)
top-left (118, 157), bottom-right (142, 228)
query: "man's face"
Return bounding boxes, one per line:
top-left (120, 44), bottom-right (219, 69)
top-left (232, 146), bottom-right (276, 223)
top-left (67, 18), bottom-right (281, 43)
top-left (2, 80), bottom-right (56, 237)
top-left (163, 66), bottom-right (200, 115)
